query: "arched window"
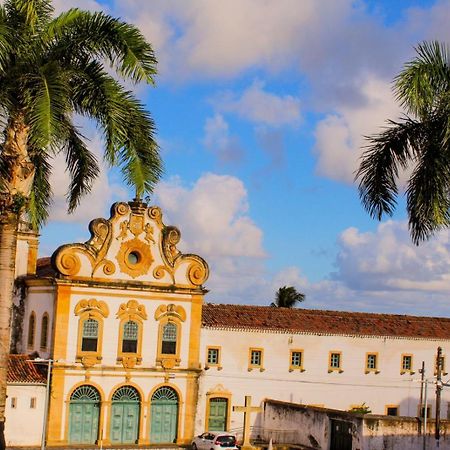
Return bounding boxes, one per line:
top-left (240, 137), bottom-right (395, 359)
top-left (116, 300), bottom-right (146, 367)
top-left (122, 321), bottom-right (138, 353)
top-left (74, 299), bottom-right (109, 367)
top-left (161, 322), bottom-right (177, 355)
top-left (27, 312), bottom-right (36, 348)
top-left (154, 304), bottom-right (186, 368)
top-left (81, 319), bottom-right (99, 352)
top-left (40, 314), bottom-right (49, 350)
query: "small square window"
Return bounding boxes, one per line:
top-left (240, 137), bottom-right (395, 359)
top-left (290, 350), bottom-right (304, 371)
top-left (366, 353), bottom-right (377, 371)
top-left (207, 347), bottom-right (220, 366)
top-left (329, 352), bottom-right (341, 370)
top-left (248, 348), bottom-right (264, 371)
top-left (11, 397), bottom-right (17, 409)
top-left (251, 350), bottom-right (261, 366)
top-left (386, 406), bottom-right (398, 416)
top-left (30, 397), bottom-right (36, 409)
top-left (401, 354), bottom-right (414, 373)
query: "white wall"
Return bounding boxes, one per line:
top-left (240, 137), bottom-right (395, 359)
top-left (5, 384), bottom-right (46, 446)
top-left (196, 327), bottom-right (450, 434)
top-left (23, 288), bottom-right (54, 358)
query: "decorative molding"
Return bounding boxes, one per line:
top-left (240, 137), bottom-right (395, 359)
top-left (116, 237), bottom-right (153, 278)
top-left (51, 200), bottom-right (209, 287)
top-left (117, 299), bottom-right (147, 321)
top-left (74, 299), bottom-right (109, 318)
top-left (154, 304), bottom-right (186, 322)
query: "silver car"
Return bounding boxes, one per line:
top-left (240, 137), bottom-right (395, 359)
top-left (192, 432), bottom-right (239, 450)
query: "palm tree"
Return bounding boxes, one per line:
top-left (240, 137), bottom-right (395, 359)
top-left (0, 1), bottom-right (162, 445)
top-left (271, 286), bottom-right (305, 308)
top-left (356, 41), bottom-right (450, 245)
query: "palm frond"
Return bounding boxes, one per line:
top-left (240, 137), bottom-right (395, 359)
top-left (69, 60), bottom-right (162, 194)
top-left (5, 0), bottom-right (53, 33)
top-left (60, 121), bottom-right (100, 212)
top-left (395, 41), bottom-right (450, 119)
top-left (406, 115), bottom-right (450, 243)
top-left (26, 61), bottom-right (69, 149)
top-left (356, 118), bottom-right (423, 220)
top-left (27, 148), bottom-right (52, 228)
top-left (47, 10), bottom-right (157, 84)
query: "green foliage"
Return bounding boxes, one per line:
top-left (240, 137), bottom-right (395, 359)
top-left (0, 0), bottom-right (162, 226)
top-left (348, 403), bottom-right (372, 415)
top-left (271, 286), bottom-right (305, 308)
top-left (356, 41), bottom-right (450, 244)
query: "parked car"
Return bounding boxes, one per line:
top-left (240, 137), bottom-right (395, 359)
top-left (192, 432), bottom-right (239, 450)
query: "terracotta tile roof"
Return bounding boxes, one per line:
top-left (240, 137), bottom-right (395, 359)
top-left (201, 303), bottom-right (450, 339)
top-left (36, 257), bottom-right (56, 277)
top-left (7, 355), bottom-right (47, 384)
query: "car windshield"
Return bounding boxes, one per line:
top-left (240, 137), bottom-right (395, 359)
top-left (216, 436), bottom-right (236, 446)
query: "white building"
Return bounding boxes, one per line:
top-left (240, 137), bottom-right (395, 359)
top-left (9, 200), bottom-right (450, 446)
top-left (5, 355), bottom-right (46, 447)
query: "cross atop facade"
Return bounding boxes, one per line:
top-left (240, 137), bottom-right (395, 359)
top-left (233, 395), bottom-right (262, 450)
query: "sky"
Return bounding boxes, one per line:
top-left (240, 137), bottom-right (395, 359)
top-left (39, 0), bottom-right (450, 316)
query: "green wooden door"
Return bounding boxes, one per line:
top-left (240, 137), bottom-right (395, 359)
top-left (208, 398), bottom-right (228, 431)
top-left (69, 385), bottom-right (100, 444)
top-left (150, 387), bottom-right (178, 443)
top-left (110, 386), bottom-right (140, 444)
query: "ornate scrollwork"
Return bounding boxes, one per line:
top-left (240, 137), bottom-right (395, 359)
top-left (154, 304), bottom-right (186, 322)
top-left (153, 265), bottom-right (168, 280)
top-left (102, 260), bottom-right (116, 276)
top-left (117, 299), bottom-right (147, 321)
top-left (121, 355), bottom-right (140, 369)
top-left (148, 206), bottom-right (162, 225)
top-left (75, 299), bottom-right (109, 318)
top-left (56, 251), bottom-right (81, 276)
top-left (113, 202), bottom-right (130, 216)
top-left (116, 237), bottom-right (153, 278)
top-left (187, 260), bottom-right (208, 286)
top-left (162, 226), bottom-right (181, 267)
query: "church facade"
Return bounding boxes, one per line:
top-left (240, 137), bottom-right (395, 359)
top-left (11, 200), bottom-right (450, 447)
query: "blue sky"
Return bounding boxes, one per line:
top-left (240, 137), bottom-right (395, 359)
top-left (42, 0), bottom-right (450, 316)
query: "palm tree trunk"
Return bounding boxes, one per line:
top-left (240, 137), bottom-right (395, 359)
top-left (0, 115), bottom-right (33, 450)
top-left (0, 211), bottom-right (18, 450)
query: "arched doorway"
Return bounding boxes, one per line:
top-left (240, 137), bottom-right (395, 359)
top-left (150, 386), bottom-right (178, 443)
top-left (69, 385), bottom-right (100, 444)
top-left (110, 386), bottom-right (141, 444)
top-left (208, 397), bottom-right (228, 431)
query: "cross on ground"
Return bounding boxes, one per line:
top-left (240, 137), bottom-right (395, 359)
top-left (233, 396), bottom-right (262, 450)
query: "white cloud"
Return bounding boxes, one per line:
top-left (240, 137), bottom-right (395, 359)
top-left (154, 173), bottom-right (267, 303)
top-left (203, 114), bottom-right (244, 163)
top-left (155, 173), bottom-right (265, 258)
top-left (216, 81), bottom-right (301, 127)
top-left (313, 76), bottom-right (399, 183)
top-left (292, 220), bottom-right (450, 316)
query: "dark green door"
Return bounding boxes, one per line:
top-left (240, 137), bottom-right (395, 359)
top-left (150, 387), bottom-right (178, 443)
top-left (208, 398), bottom-right (228, 431)
top-left (110, 386), bottom-right (140, 444)
top-left (69, 385), bottom-right (100, 444)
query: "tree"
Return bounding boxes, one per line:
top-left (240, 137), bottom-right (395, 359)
top-left (0, 1), bottom-right (162, 446)
top-left (348, 402), bottom-right (371, 415)
top-left (356, 41), bottom-right (450, 245)
top-left (271, 286), bottom-right (305, 308)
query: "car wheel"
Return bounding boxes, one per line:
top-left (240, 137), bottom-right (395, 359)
top-left (192, 444), bottom-right (197, 450)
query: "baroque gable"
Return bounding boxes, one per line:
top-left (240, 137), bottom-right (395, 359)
top-left (51, 200), bottom-right (209, 288)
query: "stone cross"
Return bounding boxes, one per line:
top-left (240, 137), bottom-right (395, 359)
top-left (233, 396), bottom-right (262, 450)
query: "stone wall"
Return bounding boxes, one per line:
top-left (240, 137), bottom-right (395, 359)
top-left (261, 399), bottom-right (450, 450)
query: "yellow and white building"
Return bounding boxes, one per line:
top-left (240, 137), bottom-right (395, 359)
top-left (10, 199), bottom-right (450, 447)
